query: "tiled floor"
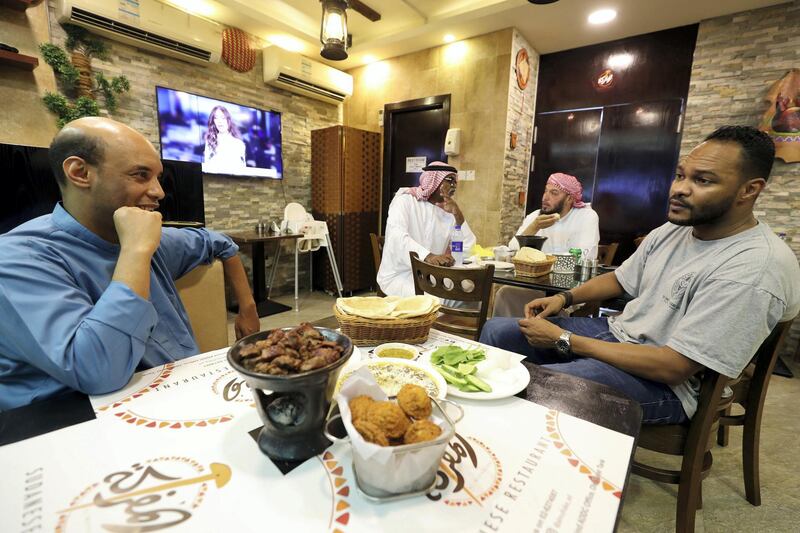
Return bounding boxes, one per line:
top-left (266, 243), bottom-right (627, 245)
top-left (226, 291), bottom-right (800, 532)
top-left (225, 290), bottom-right (344, 341)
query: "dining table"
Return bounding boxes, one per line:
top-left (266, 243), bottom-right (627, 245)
top-left (0, 329), bottom-right (642, 533)
top-left (225, 230), bottom-right (303, 317)
top-left (490, 265), bottom-right (631, 313)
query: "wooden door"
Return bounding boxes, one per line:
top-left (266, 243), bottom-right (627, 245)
top-left (527, 109), bottom-right (602, 214)
top-left (382, 95), bottom-right (450, 230)
top-left (593, 99), bottom-right (684, 261)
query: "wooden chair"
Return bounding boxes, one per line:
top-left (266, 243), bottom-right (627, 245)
top-left (175, 260), bottom-right (230, 352)
top-left (409, 251), bottom-right (495, 340)
top-left (597, 242), bottom-right (619, 266)
top-left (716, 319), bottom-right (795, 506)
top-left (631, 322), bottom-right (791, 532)
top-left (369, 233), bottom-right (386, 297)
top-left (632, 370), bottom-right (730, 533)
top-left (633, 235), bottom-right (647, 248)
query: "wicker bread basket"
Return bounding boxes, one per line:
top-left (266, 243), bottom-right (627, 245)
top-left (333, 305), bottom-right (438, 345)
top-left (512, 255), bottom-right (556, 278)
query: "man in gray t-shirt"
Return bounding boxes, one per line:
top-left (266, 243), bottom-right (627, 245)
top-left (480, 126), bottom-right (800, 424)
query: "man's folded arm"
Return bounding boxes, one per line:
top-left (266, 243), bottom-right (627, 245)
top-left (0, 258), bottom-right (158, 395)
top-left (160, 227), bottom-right (239, 280)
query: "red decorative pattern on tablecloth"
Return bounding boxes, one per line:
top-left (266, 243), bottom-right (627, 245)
top-left (95, 363), bottom-right (175, 413)
top-left (113, 409), bottom-right (234, 429)
top-left (222, 27), bottom-right (255, 72)
top-left (546, 410), bottom-right (622, 499)
top-left (320, 451), bottom-right (350, 533)
top-left (55, 482), bottom-right (99, 532)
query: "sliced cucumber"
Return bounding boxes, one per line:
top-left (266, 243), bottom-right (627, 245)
top-left (435, 366), bottom-right (467, 387)
top-left (457, 363), bottom-right (477, 375)
top-left (441, 364), bottom-right (462, 375)
top-left (465, 374), bottom-right (492, 393)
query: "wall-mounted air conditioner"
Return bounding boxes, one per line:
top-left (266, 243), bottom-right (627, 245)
top-left (263, 46), bottom-right (353, 105)
top-left (56, 0), bottom-right (222, 65)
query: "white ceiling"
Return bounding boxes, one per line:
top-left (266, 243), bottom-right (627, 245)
top-left (167, 0), bottom-right (791, 69)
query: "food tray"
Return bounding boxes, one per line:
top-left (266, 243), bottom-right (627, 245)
top-left (512, 255), bottom-right (556, 277)
top-left (334, 305), bottom-right (437, 345)
top-left (324, 396), bottom-right (463, 501)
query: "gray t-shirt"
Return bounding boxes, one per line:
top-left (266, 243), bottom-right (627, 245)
top-left (609, 221), bottom-right (800, 418)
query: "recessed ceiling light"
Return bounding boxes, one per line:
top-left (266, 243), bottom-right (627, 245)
top-left (363, 54), bottom-right (376, 64)
top-left (268, 35), bottom-right (305, 53)
top-left (443, 34), bottom-right (456, 43)
top-left (607, 53), bottom-right (633, 69)
top-left (167, 0), bottom-right (216, 18)
top-left (588, 8), bottom-right (617, 25)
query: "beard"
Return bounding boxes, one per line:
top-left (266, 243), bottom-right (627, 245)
top-left (541, 197), bottom-right (566, 215)
top-left (668, 193), bottom-right (736, 226)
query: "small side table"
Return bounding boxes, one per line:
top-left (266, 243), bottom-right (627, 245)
top-left (225, 231), bottom-right (302, 317)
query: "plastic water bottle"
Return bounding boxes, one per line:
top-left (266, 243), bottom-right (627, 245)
top-left (451, 225), bottom-right (464, 266)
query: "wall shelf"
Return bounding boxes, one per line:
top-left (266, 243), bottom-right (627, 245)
top-left (0, 49), bottom-right (39, 70)
top-left (0, 0), bottom-right (44, 10)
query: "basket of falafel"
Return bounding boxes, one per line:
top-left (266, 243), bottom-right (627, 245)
top-left (325, 366), bottom-right (462, 499)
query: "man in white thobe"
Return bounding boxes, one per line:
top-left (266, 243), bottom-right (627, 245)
top-left (509, 172), bottom-right (600, 258)
top-left (377, 162), bottom-right (476, 297)
top-left (495, 173), bottom-right (600, 317)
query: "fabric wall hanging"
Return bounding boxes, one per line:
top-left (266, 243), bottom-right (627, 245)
top-left (222, 27), bottom-right (256, 73)
top-left (759, 68), bottom-right (800, 163)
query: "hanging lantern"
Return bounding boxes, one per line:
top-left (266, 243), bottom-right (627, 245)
top-left (320, 0), bottom-right (349, 60)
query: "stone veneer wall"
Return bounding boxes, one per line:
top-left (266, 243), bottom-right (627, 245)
top-left (681, 0), bottom-right (800, 358)
top-left (42, 0), bottom-right (340, 294)
top-left (345, 28), bottom-right (539, 247)
top-left (499, 29), bottom-right (538, 244)
top-left (0, 2), bottom-right (58, 147)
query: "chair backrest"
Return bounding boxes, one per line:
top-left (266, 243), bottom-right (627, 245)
top-left (638, 320), bottom-right (793, 455)
top-left (175, 261), bottom-right (229, 352)
top-left (633, 235), bottom-right (647, 248)
top-left (409, 251), bottom-right (495, 339)
top-left (369, 233), bottom-right (383, 275)
top-left (675, 322), bottom-right (793, 465)
top-left (597, 242), bottom-right (619, 266)
top-left (284, 202), bottom-right (308, 221)
top-left (369, 233), bottom-right (385, 297)
top-left (736, 318), bottom-right (795, 409)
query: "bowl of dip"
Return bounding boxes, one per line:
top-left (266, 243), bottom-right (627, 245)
top-left (372, 343), bottom-right (420, 361)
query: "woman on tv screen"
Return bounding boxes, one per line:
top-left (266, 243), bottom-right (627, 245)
top-left (203, 105), bottom-right (246, 173)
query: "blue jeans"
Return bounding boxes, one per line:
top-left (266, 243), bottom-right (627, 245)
top-left (479, 317), bottom-right (688, 424)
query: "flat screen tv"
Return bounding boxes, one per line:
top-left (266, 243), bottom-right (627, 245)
top-left (156, 86), bottom-right (283, 179)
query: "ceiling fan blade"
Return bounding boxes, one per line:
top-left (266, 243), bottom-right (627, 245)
top-left (350, 0), bottom-right (381, 22)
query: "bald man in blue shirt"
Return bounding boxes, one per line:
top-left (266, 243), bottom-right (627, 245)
top-left (0, 117), bottom-right (260, 410)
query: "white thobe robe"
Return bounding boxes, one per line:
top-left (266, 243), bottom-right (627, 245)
top-left (508, 206), bottom-right (600, 259)
top-left (377, 190), bottom-right (477, 297)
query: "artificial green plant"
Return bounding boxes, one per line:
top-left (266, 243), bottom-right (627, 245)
top-left (39, 24), bottom-right (130, 127)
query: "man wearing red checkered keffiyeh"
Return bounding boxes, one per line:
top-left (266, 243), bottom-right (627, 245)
top-left (377, 162), bottom-right (477, 297)
top-left (494, 172), bottom-right (600, 318)
top-left (509, 172), bottom-right (599, 257)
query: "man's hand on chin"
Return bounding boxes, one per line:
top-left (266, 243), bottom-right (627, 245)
top-left (518, 316), bottom-right (562, 347)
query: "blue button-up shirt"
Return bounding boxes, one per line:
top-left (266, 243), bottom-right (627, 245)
top-left (0, 204), bottom-right (238, 410)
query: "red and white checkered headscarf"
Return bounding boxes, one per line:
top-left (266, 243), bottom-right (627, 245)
top-left (548, 173), bottom-right (586, 208)
top-left (403, 161), bottom-right (457, 201)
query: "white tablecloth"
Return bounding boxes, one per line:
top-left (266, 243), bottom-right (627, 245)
top-left (1, 331), bottom-right (633, 533)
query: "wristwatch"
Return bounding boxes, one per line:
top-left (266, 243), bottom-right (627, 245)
top-left (555, 330), bottom-right (572, 357)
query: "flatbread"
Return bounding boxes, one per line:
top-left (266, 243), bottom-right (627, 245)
top-left (337, 296), bottom-right (399, 319)
top-left (389, 295), bottom-right (440, 317)
top-left (337, 295), bottom-right (439, 319)
top-left (515, 247), bottom-right (548, 263)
